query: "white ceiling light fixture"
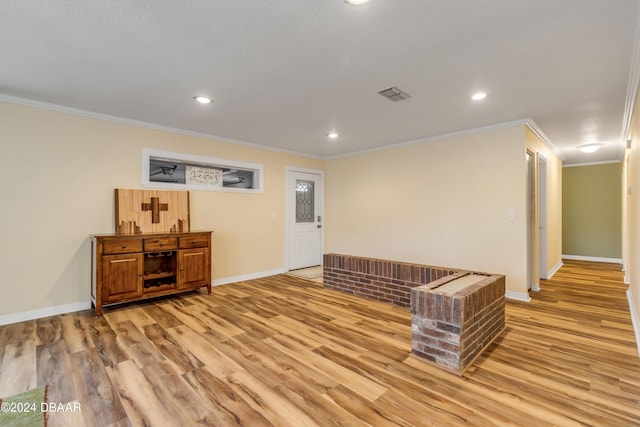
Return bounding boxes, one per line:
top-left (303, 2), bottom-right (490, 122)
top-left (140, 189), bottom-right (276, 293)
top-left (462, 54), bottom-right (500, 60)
top-left (193, 95), bottom-right (213, 104)
top-left (578, 143), bottom-right (602, 153)
top-left (327, 132), bottom-right (339, 139)
top-left (344, 0), bottom-right (369, 5)
top-left (471, 92), bottom-right (488, 101)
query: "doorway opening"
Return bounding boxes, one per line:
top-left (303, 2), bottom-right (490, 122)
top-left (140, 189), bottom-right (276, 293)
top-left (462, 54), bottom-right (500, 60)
top-left (527, 150), bottom-right (547, 292)
top-left (537, 154), bottom-right (548, 282)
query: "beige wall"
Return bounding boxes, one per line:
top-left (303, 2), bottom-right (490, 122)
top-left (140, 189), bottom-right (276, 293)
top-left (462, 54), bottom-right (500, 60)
top-left (525, 126), bottom-right (563, 278)
top-left (623, 89), bottom-right (640, 350)
top-left (563, 163), bottom-right (622, 259)
top-left (0, 99), bottom-right (567, 317)
top-left (0, 100), bottom-right (323, 317)
top-left (324, 125), bottom-right (531, 296)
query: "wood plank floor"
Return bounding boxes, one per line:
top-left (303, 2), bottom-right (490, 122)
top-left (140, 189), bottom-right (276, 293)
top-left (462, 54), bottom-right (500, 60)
top-left (0, 260), bottom-right (639, 426)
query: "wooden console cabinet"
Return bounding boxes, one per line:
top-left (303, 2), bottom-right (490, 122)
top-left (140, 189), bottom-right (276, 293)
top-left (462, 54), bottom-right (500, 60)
top-left (92, 231), bottom-right (212, 315)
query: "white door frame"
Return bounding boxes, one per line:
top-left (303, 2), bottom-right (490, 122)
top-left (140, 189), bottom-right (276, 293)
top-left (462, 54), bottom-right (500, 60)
top-left (526, 150), bottom-right (534, 291)
top-left (284, 166), bottom-right (325, 271)
top-left (537, 153), bottom-right (548, 282)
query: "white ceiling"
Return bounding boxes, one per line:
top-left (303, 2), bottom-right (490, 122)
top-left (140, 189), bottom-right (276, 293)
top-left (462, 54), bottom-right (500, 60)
top-left (1, 0), bottom-right (639, 164)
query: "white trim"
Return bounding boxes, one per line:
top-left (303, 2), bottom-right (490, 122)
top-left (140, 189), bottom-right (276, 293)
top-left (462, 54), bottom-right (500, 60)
top-left (562, 254), bottom-right (623, 264)
top-left (0, 268), bottom-right (288, 325)
top-left (0, 301), bottom-right (92, 326)
top-left (0, 93), bottom-right (322, 160)
top-left (546, 260), bottom-right (563, 279)
top-left (525, 119), bottom-right (561, 156)
top-left (622, 3), bottom-right (640, 142)
top-left (284, 166), bottom-right (325, 271)
top-left (0, 94), bottom-right (565, 163)
top-left (285, 165), bottom-right (327, 176)
top-left (505, 291), bottom-right (531, 302)
top-left (627, 289), bottom-right (640, 357)
top-left (537, 152), bottom-right (548, 285)
top-left (212, 268), bottom-right (286, 286)
top-left (325, 119), bottom-right (531, 160)
top-left (530, 283), bottom-right (541, 292)
top-left (563, 160), bottom-right (622, 168)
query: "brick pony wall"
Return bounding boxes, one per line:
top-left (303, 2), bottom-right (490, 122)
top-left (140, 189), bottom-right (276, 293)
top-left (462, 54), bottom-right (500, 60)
top-left (323, 253), bottom-right (460, 307)
top-left (411, 273), bottom-right (505, 374)
top-left (322, 253), bottom-right (506, 374)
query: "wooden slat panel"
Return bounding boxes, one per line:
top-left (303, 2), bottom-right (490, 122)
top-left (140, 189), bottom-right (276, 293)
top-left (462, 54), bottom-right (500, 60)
top-left (115, 188), bottom-right (190, 233)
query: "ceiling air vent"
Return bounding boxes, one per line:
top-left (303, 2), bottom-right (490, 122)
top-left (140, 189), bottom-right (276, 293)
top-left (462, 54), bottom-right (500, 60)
top-left (378, 86), bottom-right (410, 102)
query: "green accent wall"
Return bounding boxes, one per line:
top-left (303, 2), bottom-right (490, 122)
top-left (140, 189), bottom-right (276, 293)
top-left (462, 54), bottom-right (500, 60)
top-left (562, 163), bottom-right (622, 258)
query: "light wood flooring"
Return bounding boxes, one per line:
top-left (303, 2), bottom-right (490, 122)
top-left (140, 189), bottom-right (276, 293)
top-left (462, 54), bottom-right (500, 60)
top-left (0, 260), bottom-right (639, 426)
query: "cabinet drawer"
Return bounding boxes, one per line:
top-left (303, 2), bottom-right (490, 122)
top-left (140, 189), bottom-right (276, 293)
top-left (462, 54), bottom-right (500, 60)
top-left (144, 237), bottom-right (177, 251)
top-left (179, 235), bottom-right (209, 249)
top-left (103, 239), bottom-right (143, 254)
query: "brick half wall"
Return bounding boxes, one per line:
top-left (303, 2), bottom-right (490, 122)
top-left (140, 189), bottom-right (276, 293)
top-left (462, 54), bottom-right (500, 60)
top-left (323, 253), bottom-right (460, 307)
top-left (322, 253), bottom-right (506, 374)
top-left (411, 273), bottom-right (506, 374)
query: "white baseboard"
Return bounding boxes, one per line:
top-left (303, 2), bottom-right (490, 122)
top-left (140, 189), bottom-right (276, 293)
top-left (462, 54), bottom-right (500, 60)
top-left (505, 291), bottom-right (531, 302)
top-left (0, 268), bottom-right (287, 326)
top-left (546, 260), bottom-right (563, 279)
top-left (562, 254), bottom-right (622, 264)
top-left (213, 268), bottom-right (286, 286)
top-left (627, 289), bottom-right (640, 357)
top-left (0, 269), bottom-right (540, 324)
top-left (0, 301), bottom-right (92, 327)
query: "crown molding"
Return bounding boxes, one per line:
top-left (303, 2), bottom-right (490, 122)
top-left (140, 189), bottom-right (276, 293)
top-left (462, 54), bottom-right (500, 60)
top-left (524, 118), bottom-right (561, 157)
top-left (622, 4), bottom-right (640, 142)
top-left (563, 160), bottom-right (622, 168)
top-left (0, 93), bottom-right (323, 160)
top-left (325, 119), bottom-right (531, 160)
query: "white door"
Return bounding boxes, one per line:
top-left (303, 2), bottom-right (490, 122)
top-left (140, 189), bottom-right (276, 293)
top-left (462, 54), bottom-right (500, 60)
top-left (288, 171), bottom-right (323, 270)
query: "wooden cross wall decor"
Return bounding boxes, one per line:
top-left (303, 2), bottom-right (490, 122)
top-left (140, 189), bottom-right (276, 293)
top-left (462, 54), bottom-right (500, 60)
top-left (115, 189), bottom-right (190, 234)
top-left (141, 197), bottom-right (168, 223)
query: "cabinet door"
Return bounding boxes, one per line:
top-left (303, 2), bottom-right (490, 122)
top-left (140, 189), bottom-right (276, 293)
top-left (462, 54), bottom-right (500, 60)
top-left (103, 254), bottom-right (143, 302)
top-left (178, 248), bottom-right (210, 289)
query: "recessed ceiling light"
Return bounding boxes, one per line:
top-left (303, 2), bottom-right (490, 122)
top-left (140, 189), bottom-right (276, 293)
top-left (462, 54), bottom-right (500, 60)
top-left (471, 92), bottom-right (487, 101)
top-left (193, 96), bottom-right (213, 104)
top-left (327, 132), bottom-right (339, 139)
top-left (578, 143), bottom-right (602, 153)
top-left (344, 0), bottom-right (369, 5)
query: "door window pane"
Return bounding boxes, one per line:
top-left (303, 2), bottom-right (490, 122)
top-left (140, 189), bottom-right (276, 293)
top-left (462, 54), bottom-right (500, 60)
top-left (296, 180), bottom-right (315, 223)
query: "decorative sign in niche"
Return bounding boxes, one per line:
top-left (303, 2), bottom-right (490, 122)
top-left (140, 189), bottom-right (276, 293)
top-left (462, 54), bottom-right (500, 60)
top-left (185, 165), bottom-right (223, 188)
top-left (142, 148), bottom-right (263, 193)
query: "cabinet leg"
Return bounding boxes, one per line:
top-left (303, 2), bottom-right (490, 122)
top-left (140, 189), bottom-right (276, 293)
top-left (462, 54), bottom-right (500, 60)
top-left (207, 284), bottom-right (212, 294)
